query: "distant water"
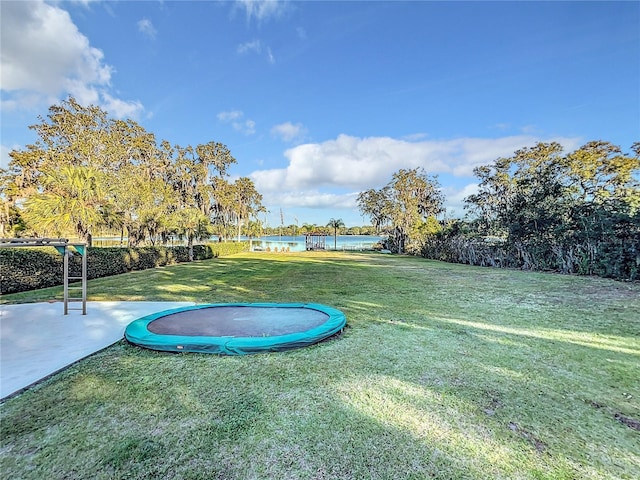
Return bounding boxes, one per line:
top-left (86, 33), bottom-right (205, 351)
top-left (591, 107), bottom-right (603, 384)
top-left (244, 235), bottom-right (382, 252)
top-left (92, 234), bottom-right (383, 251)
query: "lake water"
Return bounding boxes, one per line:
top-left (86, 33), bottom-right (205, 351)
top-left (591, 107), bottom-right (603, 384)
top-left (92, 234), bottom-right (384, 251)
top-left (246, 235), bottom-right (383, 252)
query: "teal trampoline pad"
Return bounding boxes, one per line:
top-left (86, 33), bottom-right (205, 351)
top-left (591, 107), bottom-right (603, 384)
top-left (124, 303), bottom-right (347, 355)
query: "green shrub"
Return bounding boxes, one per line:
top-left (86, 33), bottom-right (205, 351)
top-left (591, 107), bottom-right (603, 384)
top-left (202, 241), bottom-right (248, 258)
top-left (0, 242), bottom-right (249, 294)
top-left (0, 248), bottom-right (64, 294)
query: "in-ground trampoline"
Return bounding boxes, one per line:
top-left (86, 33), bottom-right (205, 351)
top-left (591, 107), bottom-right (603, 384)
top-left (124, 303), bottom-right (346, 355)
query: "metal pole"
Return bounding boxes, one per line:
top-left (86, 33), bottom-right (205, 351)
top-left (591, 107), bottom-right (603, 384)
top-left (63, 246), bottom-right (69, 315)
top-left (82, 245), bottom-right (87, 315)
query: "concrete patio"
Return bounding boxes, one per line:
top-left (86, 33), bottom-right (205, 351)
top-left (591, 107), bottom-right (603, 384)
top-left (0, 301), bottom-right (194, 399)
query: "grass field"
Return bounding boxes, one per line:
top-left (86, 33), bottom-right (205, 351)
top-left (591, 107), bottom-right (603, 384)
top-left (1, 251), bottom-right (639, 479)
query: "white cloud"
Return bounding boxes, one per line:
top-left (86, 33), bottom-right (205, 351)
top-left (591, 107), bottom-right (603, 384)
top-left (250, 134), bottom-right (583, 194)
top-left (137, 18), bottom-right (157, 39)
top-left (1, 92), bottom-right (52, 112)
top-left (1, 144), bottom-right (18, 170)
top-left (271, 122), bottom-right (307, 143)
top-left (0, 0), bottom-right (143, 118)
top-left (217, 110), bottom-right (256, 135)
top-left (65, 78), bottom-right (100, 105)
top-left (442, 183), bottom-right (479, 217)
top-left (235, 0), bottom-right (290, 23)
top-left (263, 190), bottom-right (358, 210)
top-left (236, 39), bottom-right (275, 64)
top-left (101, 93), bottom-right (145, 119)
top-left (1, 1), bottom-right (111, 94)
top-left (243, 119), bottom-right (257, 135)
top-left (217, 110), bottom-right (244, 122)
top-left (237, 40), bottom-right (262, 54)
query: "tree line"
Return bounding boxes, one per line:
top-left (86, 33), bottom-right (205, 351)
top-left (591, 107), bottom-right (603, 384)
top-left (2, 97), bottom-right (638, 280)
top-left (428, 141), bottom-right (640, 280)
top-left (1, 97), bottom-right (265, 259)
top-left (259, 224), bottom-right (378, 237)
top-left (357, 141), bottom-right (640, 280)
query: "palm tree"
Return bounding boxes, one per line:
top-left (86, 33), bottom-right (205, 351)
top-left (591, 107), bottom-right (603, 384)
top-left (232, 177), bottom-right (264, 242)
top-left (174, 207), bottom-right (211, 261)
top-left (22, 165), bottom-right (109, 245)
top-left (300, 223), bottom-right (316, 235)
top-left (327, 218), bottom-right (345, 250)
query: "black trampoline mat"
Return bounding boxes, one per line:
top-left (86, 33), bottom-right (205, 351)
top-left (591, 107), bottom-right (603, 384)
top-left (147, 306), bottom-right (330, 337)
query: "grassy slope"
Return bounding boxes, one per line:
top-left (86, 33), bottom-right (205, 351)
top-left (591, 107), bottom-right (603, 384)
top-left (1, 251), bottom-right (639, 479)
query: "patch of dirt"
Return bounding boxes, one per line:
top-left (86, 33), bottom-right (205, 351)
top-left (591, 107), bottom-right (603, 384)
top-left (586, 399), bottom-right (640, 432)
top-left (615, 413), bottom-right (640, 431)
top-left (508, 422), bottom-right (547, 453)
top-left (548, 283), bottom-right (640, 306)
top-left (483, 396), bottom-right (503, 416)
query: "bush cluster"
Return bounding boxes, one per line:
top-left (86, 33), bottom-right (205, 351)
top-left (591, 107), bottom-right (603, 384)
top-left (421, 227), bottom-right (640, 282)
top-left (0, 242), bottom-right (248, 294)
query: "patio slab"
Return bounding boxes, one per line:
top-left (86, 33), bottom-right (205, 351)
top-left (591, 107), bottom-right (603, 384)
top-left (0, 301), bottom-right (194, 399)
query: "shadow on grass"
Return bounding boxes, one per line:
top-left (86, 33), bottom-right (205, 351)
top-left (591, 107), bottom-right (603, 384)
top-left (1, 252), bottom-right (394, 305)
top-left (0, 344), bottom-right (575, 479)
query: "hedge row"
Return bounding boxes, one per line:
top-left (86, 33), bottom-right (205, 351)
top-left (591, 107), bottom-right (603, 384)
top-left (421, 234), bottom-right (639, 282)
top-left (0, 242), bottom-right (249, 295)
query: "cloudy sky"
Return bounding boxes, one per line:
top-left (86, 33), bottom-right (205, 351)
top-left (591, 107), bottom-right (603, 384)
top-left (1, 0), bottom-right (638, 227)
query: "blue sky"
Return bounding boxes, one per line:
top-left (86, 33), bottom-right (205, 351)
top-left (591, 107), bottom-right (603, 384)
top-left (2, 1), bottom-right (639, 228)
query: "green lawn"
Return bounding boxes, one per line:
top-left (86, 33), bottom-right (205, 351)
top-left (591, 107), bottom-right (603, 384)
top-left (1, 251), bottom-right (639, 479)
